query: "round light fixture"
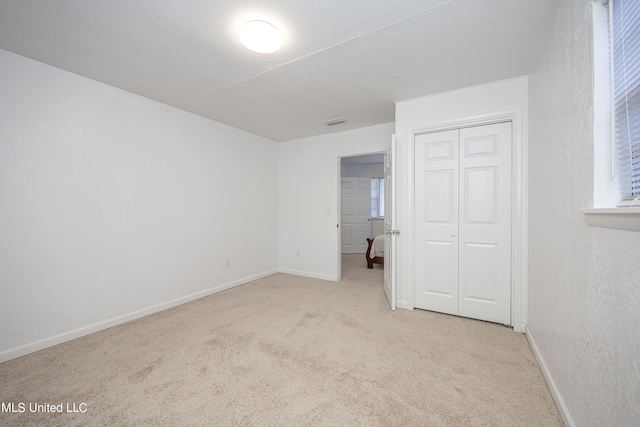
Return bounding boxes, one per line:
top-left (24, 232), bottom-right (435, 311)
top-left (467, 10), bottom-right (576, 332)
top-left (239, 20), bottom-right (283, 54)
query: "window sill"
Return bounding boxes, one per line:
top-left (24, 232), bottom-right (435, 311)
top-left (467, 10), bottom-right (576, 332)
top-left (580, 208), bottom-right (640, 232)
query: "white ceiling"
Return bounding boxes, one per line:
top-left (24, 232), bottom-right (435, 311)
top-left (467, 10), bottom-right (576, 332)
top-left (0, 0), bottom-right (555, 142)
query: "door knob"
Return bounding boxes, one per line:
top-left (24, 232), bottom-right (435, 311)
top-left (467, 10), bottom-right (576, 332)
top-left (451, 233), bottom-right (457, 237)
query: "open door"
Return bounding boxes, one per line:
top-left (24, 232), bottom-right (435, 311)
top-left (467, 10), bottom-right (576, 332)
top-left (384, 135), bottom-right (396, 310)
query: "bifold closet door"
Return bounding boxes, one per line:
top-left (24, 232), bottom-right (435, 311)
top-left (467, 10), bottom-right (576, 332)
top-left (458, 123), bottom-right (511, 324)
top-left (414, 122), bottom-right (512, 325)
top-left (414, 129), bottom-right (460, 316)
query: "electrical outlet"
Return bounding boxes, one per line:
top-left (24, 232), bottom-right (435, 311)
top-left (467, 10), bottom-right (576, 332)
top-left (224, 258), bottom-right (230, 267)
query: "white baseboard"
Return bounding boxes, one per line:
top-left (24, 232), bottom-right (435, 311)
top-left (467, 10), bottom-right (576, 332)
top-left (278, 268), bottom-right (335, 282)
top-left (0, 269), bottom-right (279, 363)
top-left (525, 326), bottom-right (575, 427)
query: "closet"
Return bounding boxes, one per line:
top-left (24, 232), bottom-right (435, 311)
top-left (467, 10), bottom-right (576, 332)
top-left (414, 121), bottom-right (512, 325)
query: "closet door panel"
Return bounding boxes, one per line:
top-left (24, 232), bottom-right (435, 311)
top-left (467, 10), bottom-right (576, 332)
top-left (458, 122), bottom-right (511, 324)
top-left (464, 166), bottom-right (498, 225)
top-left (421, 240), bottom-right (457, 297)
top-left (425, 170), bottom-right (455, 223)
top-left (414, 130), bottom-right (459, 315)
top-left (461, 242), bottom-right (498, 301)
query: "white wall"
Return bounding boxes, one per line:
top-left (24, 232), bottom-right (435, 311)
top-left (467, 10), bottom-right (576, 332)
top-left (395, 77), bottom-right (528, 316)
top-left (278, 123), bottom-right (393, 280)
top-left (0, 49), bottom-right (279, 362)
top-left (528, 1), bottom-right (640, 425)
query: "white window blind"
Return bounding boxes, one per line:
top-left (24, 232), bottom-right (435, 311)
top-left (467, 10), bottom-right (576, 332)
top-left (611, 0), bottom-right (640, 201)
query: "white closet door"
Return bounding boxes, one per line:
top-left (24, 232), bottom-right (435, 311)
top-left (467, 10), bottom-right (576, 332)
top-left (458, 122), bottom-right (511, 324)
top-left (414, 122), bottom-right (512, 325)
top-left (414, 129), bottom-right (459, 316)
top-left (341, 178), bottom-right (371, 254)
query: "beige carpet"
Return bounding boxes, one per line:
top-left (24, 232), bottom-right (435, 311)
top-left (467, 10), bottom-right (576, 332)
top-left (0, 254), bottom-right (562, 426)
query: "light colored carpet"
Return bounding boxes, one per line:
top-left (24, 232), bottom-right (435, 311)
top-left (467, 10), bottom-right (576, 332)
top-left (0, 254), bottom-right (563, 426)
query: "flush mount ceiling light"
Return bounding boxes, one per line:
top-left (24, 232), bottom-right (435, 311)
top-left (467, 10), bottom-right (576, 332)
top-left (239, 20), bottom-right (282, 54)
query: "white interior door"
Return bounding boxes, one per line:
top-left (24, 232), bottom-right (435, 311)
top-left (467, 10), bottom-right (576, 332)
top-left (414, 122), bottom-right (512, 325)
top-left (414, 129), bottom-right (459, 316)
top-left (384, 135), bottom-right (396, 310)
top-left (458, 123), bottom-right (511, 323)
top-left (341, 178), bottom-right (371, 254)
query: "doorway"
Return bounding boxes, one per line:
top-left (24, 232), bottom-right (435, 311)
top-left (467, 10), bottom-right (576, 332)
top-left (339, 153), bottom-right (384, 279)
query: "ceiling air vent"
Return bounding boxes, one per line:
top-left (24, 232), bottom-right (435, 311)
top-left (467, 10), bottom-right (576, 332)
top-left (323, 117), bottom-right (347, 126)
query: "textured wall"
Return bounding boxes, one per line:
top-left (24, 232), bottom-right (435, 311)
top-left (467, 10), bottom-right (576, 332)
top-left (0, 49), bottom-right (279, 361)
top-left (528, 1), bottom-right (640, 425)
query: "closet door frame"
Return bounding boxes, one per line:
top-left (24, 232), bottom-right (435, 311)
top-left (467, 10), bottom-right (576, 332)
top-left (406, 109), bottom-right (527, 331)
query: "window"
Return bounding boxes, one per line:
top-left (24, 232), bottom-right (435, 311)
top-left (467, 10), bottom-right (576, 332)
top-left (611, 0), bottom-right (640, 205)
top-left (371, 178), bottom-right (384, 218)
top-left (582, 0), bottom-right (640, 231)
